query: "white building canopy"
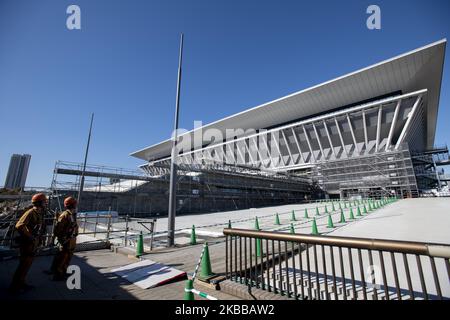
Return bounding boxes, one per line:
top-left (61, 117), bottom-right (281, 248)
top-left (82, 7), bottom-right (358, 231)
top-left (131, 39), bottom-right (446, 162)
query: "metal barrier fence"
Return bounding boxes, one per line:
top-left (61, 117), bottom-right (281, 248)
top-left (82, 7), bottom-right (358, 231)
top-left (224, 228), bottom-right (450, 300)
top-left (0, 213), bottom-right (132, 251)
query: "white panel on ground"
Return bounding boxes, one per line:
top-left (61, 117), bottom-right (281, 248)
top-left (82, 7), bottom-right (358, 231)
top-left (111, 259), bottom-right (186, 289)
top-left (179, 229), bottom-right (223, 238)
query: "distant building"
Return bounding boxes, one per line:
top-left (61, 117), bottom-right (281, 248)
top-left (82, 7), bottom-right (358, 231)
top-left (4, 154), bottom-right (31, 190)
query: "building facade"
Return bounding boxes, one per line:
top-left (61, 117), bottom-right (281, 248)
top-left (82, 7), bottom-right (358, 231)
top-left (132, 40), bottom-right (447, 200)
top-left (4, 154), bottom-right (31, 190)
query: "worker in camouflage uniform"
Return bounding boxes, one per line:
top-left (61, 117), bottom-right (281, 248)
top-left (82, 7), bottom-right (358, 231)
top-left (9, 193), bottom-right (47, 293)
top-left (51, 196), bottom-right (79, 281)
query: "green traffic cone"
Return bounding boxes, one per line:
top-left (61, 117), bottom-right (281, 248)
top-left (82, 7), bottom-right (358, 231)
top-left (255, 217), bottom-right (260, 230)
top-left (275, 213), bottom-right (281, 225)
top-left (327, 214), bottom-right (335, 228)
top-left (190, 225), bottom-right (197, 245)
top-left (368, 202), bottom-right (372, 211)
top-left (304, 208), bottom-right (309, 219)
top-left (311, 218), bottom-right (319, 235)
top-left (183, 279), bottom-right (195, 300)
top-left (357, 206), bottom-right (362, 217)
top-left (290, 223), bottom-right (295, 234)
top-left (291, 210), bottom-right (296, 222)
top-left (349, 207), bottom-right (355, 220)
top-left (316, 207), bottom-right (320, 216)
top-left (136, 231), bottom-right (144, 257)
top-left (199, 242), bottom-right (214, 279)
top-left (339, 209), bottom-right (346, 223)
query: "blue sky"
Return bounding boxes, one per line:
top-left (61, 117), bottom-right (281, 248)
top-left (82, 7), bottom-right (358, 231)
top-left (0, 0), bottom-right (449, 187)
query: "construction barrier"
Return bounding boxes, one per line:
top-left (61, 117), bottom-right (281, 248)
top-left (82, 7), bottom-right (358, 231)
top-left (184, 282), bottom-right (218, 300)
top-left (136, 231), bottom-right (144, 257)
top-left (191, 244), bottom-right (206, 281)
top-left (291, 210), bottom-right (296, 221)
top-left (311, 218), bottom-right (319, 235)
top-left (184, 243), bottom-right (219, 301)
top-left (190, 225), bottom-right (197, 245)
top-left (327, 214), bottom-right (335, 228)
top-left (275, 213), bottom-right (281, 225)
top-left (198, 242), bottom-right (214, 280)
top-left (290, 223), bottom-right (295, 234)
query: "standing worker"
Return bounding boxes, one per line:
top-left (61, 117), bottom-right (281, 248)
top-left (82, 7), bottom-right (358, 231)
top-left (52, 196), bottom-right (79, 281)
top-left (9, 193), bottom-right (47, 293)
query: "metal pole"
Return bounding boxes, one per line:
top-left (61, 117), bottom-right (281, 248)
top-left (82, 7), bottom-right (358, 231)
top-left (77, 113), bottom-right (94, 219)
top-left (167, 33), bottom-right (184, 247)
top-left (124, 215), bottom-right (129, 247)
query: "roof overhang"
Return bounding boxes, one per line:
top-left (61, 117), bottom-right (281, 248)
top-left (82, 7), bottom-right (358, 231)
top-left (131, 39), bottom-right (446, 161)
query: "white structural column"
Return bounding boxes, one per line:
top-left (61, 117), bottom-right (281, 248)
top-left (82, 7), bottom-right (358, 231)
top-left (302, 125), bottom-right (316, 162)
top-left (281, 130), bottom-right (295, 165)
top-left (312, 123), bottom-right (325, 160)
top-left (334, 117), bottom-right (348, 157)
top-left (261, 133), bottom-right (273, 167)
top-left (362, 110), bottom-right (369, 151)
top-left (346, 114), bottom-right (360, 155)
top-left (271, 131), bottom-right (286, 167)
top-left (291, 127), bottom-right (305, 163)
top-left (252, 136), bottom-right (265, 167)
top-left (226, 143), bottom-right (235, 165)
top-left (244, 138), bottom-right (257, 165)
top-left (213, 146), bottom-right (222, 163)
top-left (206, 149), bottom-right (214, 165)
top-left (375, 105), bottom-right (383, 152)
top-left (322, 120), bottom-right (336, 159)
top-left (385, 100), bottom-right (401, 151)
top-left (235, 141), bottom-right (246, 164)
top-left (395, 95), bottom-right (422, 150)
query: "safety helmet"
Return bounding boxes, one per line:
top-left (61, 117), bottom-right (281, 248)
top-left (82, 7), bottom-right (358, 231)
top-left (31, 193), bottom-right (48, 205)
top-left (64, 196), bottom-right (77, 209)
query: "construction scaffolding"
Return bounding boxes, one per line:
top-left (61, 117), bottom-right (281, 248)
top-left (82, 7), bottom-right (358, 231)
top-left (411, 146), bottom-right (450, 193)
top-left (50, 160), bottom-right (318, 217)
top-left (307, 143), bottom-right (419, 199)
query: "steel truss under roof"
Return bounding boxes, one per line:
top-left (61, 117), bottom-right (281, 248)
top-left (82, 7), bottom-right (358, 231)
top-left (141, 90), bottom-right (426, 174)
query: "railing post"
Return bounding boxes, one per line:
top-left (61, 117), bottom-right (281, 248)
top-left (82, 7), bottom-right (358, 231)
top-left (83, 214), bottom-right (87, 233)
top-left (150, 218), bottom-right (156, 251)
top-left (106, 215), bottom-right (111, 241)
top-left (225, 234), bottom-right (228, 279)
top-left (94, 212), bottom-right (99, 237)
top-left (124, 214), bottom-right (129, 247)
top-left (223, 228), bottom-right (450, 301)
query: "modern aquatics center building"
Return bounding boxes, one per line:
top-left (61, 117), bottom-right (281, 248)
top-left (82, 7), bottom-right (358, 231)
top-left (132, 40), bottom-right (448, 202)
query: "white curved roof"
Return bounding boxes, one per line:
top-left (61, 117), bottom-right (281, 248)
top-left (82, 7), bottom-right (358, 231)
top-left (131, 39), bottom-right (446, 161)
